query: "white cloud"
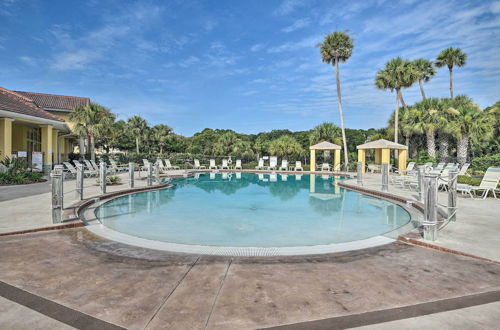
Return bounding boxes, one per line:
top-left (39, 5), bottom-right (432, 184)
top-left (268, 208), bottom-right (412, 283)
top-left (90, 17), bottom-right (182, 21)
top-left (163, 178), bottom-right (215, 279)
top-left (179, 56), bottom-right (200, 68)
top-left (267, 35), bottom-right (321, 53)
top-left (274, 0), bottom-right (305, 15)
top-left (19, 56), bottom-right (36, 66)
top-left (281, 18), bottom-right (310, 33)
top-left (250, 43), bottom-right (264, 52)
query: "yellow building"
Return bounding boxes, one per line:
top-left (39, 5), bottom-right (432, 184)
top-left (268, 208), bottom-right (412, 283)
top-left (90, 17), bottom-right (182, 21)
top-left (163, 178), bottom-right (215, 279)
top-left (0, 87), bottom-right (89, 173)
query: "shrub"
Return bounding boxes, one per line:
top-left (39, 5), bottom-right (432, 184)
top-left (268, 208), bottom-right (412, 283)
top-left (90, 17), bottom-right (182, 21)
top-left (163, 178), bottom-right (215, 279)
top-left (96, 175), bottom-right (122, 185)
top-left (409, 151), bottom-right (436, 165)
top-left (457, 175), bottom-right (481, 186)
top-left (471, 154), bottom-right (500, 172)
top-left (0, 171), bottom-right (44, 185)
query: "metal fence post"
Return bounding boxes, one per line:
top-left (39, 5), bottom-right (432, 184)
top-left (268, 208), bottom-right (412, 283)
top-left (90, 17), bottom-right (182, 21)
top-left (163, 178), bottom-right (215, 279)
top-left (147, 162), bottom-right (153, 187)
top-left (76, 163), bottom-right (84, 200)
top-left (382, 162), bottom-right (389, 192)
top-left (129, 162), bottom-right (134, 188)
top-left (51, 165), bottom-right (64, 224)
top-left (423, 174), bottom-right (438, 241)
top-left (448, 169), bottom-right (458, 221)
top-left (357, 162), bottom-right (363, 185)
top-left (418, 165), bottom-right (425, 202)
top-left (155, 162), bottom-right (160, 185)
top-left (100, 161), bottom-right (106, 194)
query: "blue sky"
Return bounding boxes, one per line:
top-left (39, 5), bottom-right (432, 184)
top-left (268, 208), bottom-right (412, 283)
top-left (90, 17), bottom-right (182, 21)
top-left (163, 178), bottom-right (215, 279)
top-left (1, 0), bottom-right (499, 136)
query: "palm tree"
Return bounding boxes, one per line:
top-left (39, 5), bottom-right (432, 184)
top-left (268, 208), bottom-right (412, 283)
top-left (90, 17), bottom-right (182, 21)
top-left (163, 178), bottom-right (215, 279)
top-left (412, 58), bottom-right (435, 100)
top-left (412, 98), bottom-right (447, 158)
top-left (268, 135), bottom-right (303, 160)
top-left (375, 57), bottom-right (417, 150)
top-left (435, 47), bottom-right (467, 98)
top-left (213, 131), bottom-right (240, 155)
top-left (151, 124), bottom-right (172, 154)
top-left (127, 116), bottom-right (148, 153)
top-left (447, 96), bottom-right (494, 165)
top-left (70, 102), bottom-right (115, 161)
top-left (309, 122), bottom-right (342, 162)
top-left (317, 31), bottom-right (354, 170)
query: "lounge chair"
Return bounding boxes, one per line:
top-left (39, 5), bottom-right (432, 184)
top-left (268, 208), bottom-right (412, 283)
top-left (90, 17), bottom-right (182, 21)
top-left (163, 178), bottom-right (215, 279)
top-left (62, 162), bottom-right (77, 179)
top-left (279, 160), bottom-right (288, 171)
top-left (109, 159), bottom-right (128, 172)
top-left (367, 164), bottom-right (381, 173)
top-left (156, 159), bottom-right (169, 173)
top-left (220, 159), bottom-right (230, 170)
top-left (255, 158), bottom-right (265, 170)
top-left (209, 159), bottom-right (217, 170)
top-left (74, 160), bottom-right (97, 177)
top-left (194, 159), bottom-right (206, 169)
top-left (434, 162), bottom-right (445, 171)
top-left (234, 159), bottom-right (242, 170)
top-left (457, 167), bottom-right (500, 199)
top-left (268, 156), bottom-right (277, 170)
top-left (458, 163), bottom-right (470, 176)
top-left (294, 161), bottom-right (303, 171)
top-left (398, 162), bottom-right (416, 175)
top-left (320, 163), bottom-right (330, 171)
top-left (164, 159), bottom-right (180, 170)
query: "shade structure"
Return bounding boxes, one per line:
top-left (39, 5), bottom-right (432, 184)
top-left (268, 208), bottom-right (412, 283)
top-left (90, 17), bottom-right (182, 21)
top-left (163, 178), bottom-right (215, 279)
top-left (356, 139), bottom-right (408, 173)
top-left (309, 141), bottom-right (342, 172)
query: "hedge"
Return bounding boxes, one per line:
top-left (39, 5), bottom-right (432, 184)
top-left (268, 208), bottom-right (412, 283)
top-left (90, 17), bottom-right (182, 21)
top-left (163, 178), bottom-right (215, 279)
top-left (471, 154), bottom-right (500, 172)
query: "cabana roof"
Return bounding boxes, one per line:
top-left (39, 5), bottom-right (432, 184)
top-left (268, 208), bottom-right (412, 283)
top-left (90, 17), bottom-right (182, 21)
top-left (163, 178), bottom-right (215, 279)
top-left (309, 141), bottom-right (341, 150)
top-left (356, 139), bottom-right (407, 150)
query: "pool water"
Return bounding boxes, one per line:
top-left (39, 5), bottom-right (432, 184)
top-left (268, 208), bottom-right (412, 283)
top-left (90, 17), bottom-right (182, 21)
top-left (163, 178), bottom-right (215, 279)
top-left (95, 173), bottom-right (411, 247)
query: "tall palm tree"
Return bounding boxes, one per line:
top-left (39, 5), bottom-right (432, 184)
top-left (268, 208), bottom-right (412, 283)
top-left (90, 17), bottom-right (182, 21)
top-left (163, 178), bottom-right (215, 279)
top-left (412, 58), bottom-right (435, 100)
top-left (447, 96), bottom-right (494, 165)
top-left (317, 31), bottom-right (354, 170)
top-left (309, 122), bottom-right (342, 162)
top-left (375, 57), bottom-right (417, 150)
top-left (127, 116), bottom-right (148, 153)
top-left (435, 47), bottom-right (467, 98)
top-left (268, 135), bottom-right (302, 160)
top-left (213, 131), bottom-right (240, 155)
top-left (411, 98), bottom-right (447, 158)
top-left (151, 124), bottom-right (172, 154)
top-left (70, 102), bottom-right (114, 161)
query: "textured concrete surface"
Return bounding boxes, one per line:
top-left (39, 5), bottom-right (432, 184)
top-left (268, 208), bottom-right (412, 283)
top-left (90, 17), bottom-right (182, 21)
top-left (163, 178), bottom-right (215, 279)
top-left (1, 229), bottom-right (499, 329)
top-left (344, 174), bottom-right (500, 262)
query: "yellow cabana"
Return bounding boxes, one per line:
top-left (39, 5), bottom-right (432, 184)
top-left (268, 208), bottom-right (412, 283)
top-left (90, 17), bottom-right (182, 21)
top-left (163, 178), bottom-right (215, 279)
top-left (309, 141), bottom-right (342, 172)
top-left (356, 139), bottom-right (408, 173)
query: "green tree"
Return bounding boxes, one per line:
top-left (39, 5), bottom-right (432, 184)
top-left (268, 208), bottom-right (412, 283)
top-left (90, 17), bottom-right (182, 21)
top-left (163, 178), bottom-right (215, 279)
top-left (309, 122), bottom-right (342, 162)
top-left (412, 58), bottom-right (435, 100)
top-left (317, 30), bottom-right (354, 169)
top-left (127, 115), bottom-right (148, 153)
top-left (268, 135), bottom-right (303, 159)
top-left (151, 124), bottom-right (172, 154)
top-left (375, 57), bottom-right (417, 149)
top-left (212, 131), bottom-right (240, 156)
top-left (435, 47), bottom-right (467, 98)
top-left (447, 96), bottom-right (494, 164)
top-left (70, 102), bottom-right (115, 161)
top-left (412, 98), bottom-right (447, 158)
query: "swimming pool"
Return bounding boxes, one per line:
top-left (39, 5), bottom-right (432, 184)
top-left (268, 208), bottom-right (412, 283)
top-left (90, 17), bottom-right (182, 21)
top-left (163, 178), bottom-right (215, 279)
top-left (93, 173), bottom-right (411, 251)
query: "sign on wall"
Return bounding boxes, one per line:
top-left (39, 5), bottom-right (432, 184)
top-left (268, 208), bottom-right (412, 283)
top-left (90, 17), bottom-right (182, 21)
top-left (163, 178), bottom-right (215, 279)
top-left (32, 152), bottom-right (43, 171)
top-left (17, 151), bottom-right (27, 157)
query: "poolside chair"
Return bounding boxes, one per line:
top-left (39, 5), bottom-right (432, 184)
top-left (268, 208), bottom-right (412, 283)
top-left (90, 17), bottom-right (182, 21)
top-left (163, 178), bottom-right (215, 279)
top-left (457, 167), bottom-right (500, 199)
top-left (141, 159), bottom-right (150, 171)
top-left (109, 159), bottom-right (128, 172)
top-left (209, 159), bottom-right (217, 170)
top-left (220, 159), bottom-right (230, 170)
top-left (458, 163), bottom-right (470, 176)
top-left (74, 160), bottom-right (97, 177)
top-left (279, 159), bottom-right (288, 171)
top-left (294, 161), bottom-right (303, 171)
top-left (367, 164), bottom-right (381, 173)
top-left (234, 159), bottom-right (242, 170)
top-left (268, 156), bottom-right (277, 170)
top-left (164, 159), bottom-right (180, 170)
top-left (194, 159), bottom-right (206, 169)
top-left (398, 162), bottom-right (416, 175)
top-left (434, 162), bottom-right (445, 171)
top-left (62, 162), bottom-right (77, 179)
top-left (255, 158), bottom-right (265, 170)
top-left (320, 163), bottom-right (330, 171)
top-left (438, 168), bottom-right (451, 191)
top-left (156, 159), bottom-right (168, 173)
top-left (66, 161), bottom-right (92, 178)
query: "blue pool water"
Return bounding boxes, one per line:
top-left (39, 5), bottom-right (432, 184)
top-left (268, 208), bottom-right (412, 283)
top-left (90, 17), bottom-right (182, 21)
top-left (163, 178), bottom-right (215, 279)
top-left (95, 173), bottom-right (411, 247)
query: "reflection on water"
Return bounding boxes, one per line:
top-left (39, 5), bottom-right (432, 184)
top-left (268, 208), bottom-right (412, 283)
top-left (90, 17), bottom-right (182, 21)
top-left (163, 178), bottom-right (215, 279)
top-left (96, 173), bottom-right (411, 247)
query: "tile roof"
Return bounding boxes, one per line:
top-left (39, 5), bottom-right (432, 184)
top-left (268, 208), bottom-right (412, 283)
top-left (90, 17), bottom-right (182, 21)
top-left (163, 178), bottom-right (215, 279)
top-left (356, 139), bottom-right (408, 150)
top-left (14, 90), bottom-right (90, 111)
top-left (0, 87), bottom-right (64, 122)
top-left (310, 141), bottom-right (342, 150)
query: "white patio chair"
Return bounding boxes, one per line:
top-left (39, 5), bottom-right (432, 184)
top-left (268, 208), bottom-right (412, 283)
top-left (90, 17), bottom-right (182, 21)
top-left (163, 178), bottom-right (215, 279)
top-left (457, 167), bottom-right (500, 199)
top-left (74, 160), bottom-right (97, 177)
top-left (294, 161), bottom-right (303, 171)
top-left (234, 159), bottom-right (242, 170)
top-left (255, 158), bottom-right (265, 170)
top-left (209, 159), bottom-right (217, 170)
top-left (109, 159), bottom-right (128, 172)
top-left (164, 159), bottom-right (180, 170)
top-left (268, 156), bottom-right (277, 170)
top-left (279, 159), bottom-right (288, 171)
top-left (458, 163), bottom-right (470, 176)
top-left (194, 159), bottom-right (206, 169)
top-left (320, 163), bottom-right (331, 171)
top-left (220, 159), bottom-right (230, 169)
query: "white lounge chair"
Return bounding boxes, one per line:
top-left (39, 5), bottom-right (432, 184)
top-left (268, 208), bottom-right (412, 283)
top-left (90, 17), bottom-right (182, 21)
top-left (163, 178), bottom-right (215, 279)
top-left (255, 158), bottom-right (265, 170)
top-left (434, 162), bottom-right (445, 171)
top-left (399, 162), bottom-right (416, 175)
top-left (294, 161), bottom-right (303, 171)
top-left (62, 162), bottom-right (77, 178)
top-left (194, 159), bottom-right (206, 169)
top-left (268, 156), bottom-right (277, 170)
top-left (109, 159), bottom-right (128, 172)
top-left (234, 159), bottom-right (242, 170)
top-left (209, 159), bottom-right (217, 170)
top-left (164, 159), bottom-right (180, 170)
top-left (457, 167), bottom-right (500, 199)
top-left (367, 164), bottom-right (381, 173)
top-left (320, 163), bottom-right (330, 171)
top-left (220, 159), bottom-right (230, 169)
top-left (74, 160), bottom-right (97, 177)
top-left (279, 160), bottom-right (288, 171)
top-left (458, 163), bottom-right (470, 176)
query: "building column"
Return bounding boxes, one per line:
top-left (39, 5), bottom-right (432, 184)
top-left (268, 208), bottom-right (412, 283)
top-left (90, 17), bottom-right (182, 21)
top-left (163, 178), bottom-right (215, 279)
top-left (381, 148), bottom-right (390, 165)
top-left (398, 149), bottom-right (407, 172)
top-left (375, 149), bottom-right (382, 164)
top-left (59, 136), bottom-right (65, 162)
top-left (52, 129), bottom-right (59, 164)
top-left (333, 149), bottom-right (341, 171)
top-left (41, 125), bottom-right (53, 174)
top-left (0, 118), bottom-right (14, 160)
top-left (357, 149), bottom-right (366, 173)
top-left (310, 149), bottom-right (316, 172)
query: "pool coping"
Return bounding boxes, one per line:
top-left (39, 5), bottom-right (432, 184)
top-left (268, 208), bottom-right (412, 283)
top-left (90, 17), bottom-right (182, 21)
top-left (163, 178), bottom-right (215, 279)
top-left (79, 171), bottom-right (420, 256)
